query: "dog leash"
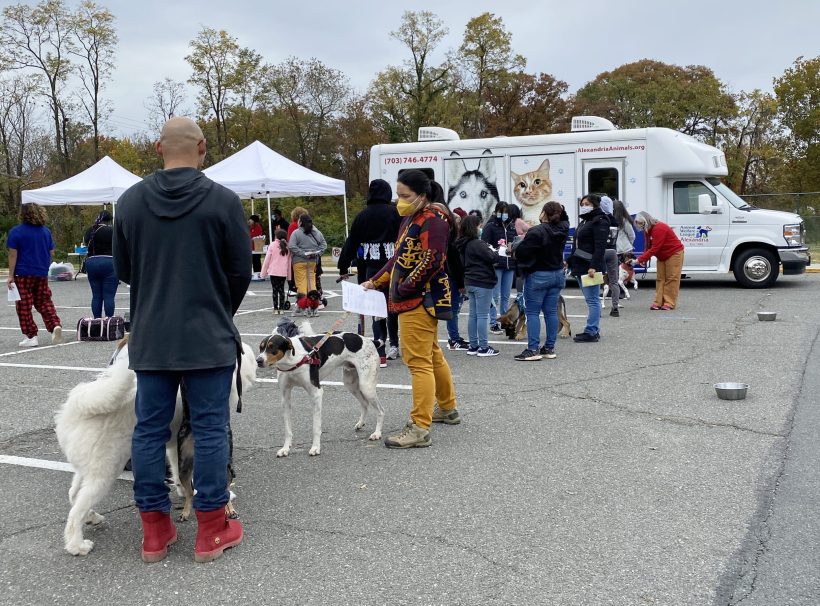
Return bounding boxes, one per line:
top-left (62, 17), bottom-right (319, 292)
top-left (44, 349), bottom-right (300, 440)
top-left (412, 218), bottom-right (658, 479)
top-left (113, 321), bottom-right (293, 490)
top-left (277, 312), bottom-right (351, 373)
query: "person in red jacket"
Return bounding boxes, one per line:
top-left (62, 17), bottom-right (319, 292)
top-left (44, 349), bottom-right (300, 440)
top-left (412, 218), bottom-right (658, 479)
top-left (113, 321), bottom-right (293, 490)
top-left (248, 214), bottom-right (264, 275)
top-left (635, 211), bottom-right (685, 310)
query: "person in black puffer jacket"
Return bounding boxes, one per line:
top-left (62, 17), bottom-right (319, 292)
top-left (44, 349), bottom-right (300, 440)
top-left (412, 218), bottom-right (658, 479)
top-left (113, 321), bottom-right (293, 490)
top-left (512, 201), bottom-right (569, 360)
top-left (481, 201), bottom-right (518, 334)
top-left (568, 194), bottom-right (610, 342)
top-left (338, 179), bottom-right (402, 361)
top-left (455, 215), bottom-right (500, 357)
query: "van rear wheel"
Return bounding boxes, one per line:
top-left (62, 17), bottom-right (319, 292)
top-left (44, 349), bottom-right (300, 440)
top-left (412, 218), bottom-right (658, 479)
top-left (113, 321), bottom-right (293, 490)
top-left (732, 248), bottom-right (778, 288)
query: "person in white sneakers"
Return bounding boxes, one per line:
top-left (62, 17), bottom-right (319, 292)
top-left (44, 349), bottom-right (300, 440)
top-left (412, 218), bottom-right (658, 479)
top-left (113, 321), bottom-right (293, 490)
top-left (6, 203), bottom-right (64, 347)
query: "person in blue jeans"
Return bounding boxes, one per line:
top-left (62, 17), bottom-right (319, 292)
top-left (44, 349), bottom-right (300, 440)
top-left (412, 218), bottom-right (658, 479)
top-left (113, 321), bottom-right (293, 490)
top-left (445, 209), bottom-right (469, 350)
top-left (567, 194), bottom-right (610, 342)
top-left (455, 215), bottom-right (500, 357)
top-left (83, 210), bottom-right (118, 318)
top-left (481, 201), bottom-right (517, 334)
top-left (113, 117), bottom-right (251, 563)
top-left (511, 201), bottom-right (570, 360)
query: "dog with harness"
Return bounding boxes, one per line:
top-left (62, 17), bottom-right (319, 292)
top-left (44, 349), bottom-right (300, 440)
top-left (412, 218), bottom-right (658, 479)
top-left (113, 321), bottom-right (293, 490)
top-left (256, 317), bottom-right (385, 457)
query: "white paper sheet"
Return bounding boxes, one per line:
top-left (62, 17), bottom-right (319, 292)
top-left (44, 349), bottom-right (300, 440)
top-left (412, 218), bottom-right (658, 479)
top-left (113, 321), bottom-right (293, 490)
top-left (341, 280), bottom-right (388, 318)
top-left (7, 284), bottom-right (21, 302)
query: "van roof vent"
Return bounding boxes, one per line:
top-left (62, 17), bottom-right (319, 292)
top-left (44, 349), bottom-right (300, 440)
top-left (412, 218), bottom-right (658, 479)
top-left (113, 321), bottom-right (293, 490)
top-left (571, 116), bottom-right (617, 132)
top-left (418, 126), bottom-right (460, 142)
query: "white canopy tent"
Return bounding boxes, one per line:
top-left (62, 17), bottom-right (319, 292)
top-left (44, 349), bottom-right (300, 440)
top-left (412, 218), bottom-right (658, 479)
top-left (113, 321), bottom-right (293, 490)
top-left (21, 155), bottom-right (141, 206)
top-left (203, 140), bottom-right (348, 238)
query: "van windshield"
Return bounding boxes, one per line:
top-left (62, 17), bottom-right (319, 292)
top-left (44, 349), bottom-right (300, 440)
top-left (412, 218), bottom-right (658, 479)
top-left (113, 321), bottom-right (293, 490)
top-left (707, 178), bottom-right (754, 210)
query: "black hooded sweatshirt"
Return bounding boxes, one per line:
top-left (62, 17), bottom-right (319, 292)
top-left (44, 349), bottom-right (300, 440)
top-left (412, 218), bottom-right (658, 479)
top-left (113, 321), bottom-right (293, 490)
top-left (113, 167), bottom-right (251, 371)
top-left (337, 180), bottom-right (401, 274)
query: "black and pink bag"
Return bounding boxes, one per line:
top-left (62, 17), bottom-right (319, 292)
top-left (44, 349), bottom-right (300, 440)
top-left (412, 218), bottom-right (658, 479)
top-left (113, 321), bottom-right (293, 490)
top-left (76, 316), bottom-right (126, 342)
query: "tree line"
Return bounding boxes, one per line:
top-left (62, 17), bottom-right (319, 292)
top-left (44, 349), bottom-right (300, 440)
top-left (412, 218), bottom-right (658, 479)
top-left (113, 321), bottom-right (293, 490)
top-left (0, 2), bottom-right (818, 253)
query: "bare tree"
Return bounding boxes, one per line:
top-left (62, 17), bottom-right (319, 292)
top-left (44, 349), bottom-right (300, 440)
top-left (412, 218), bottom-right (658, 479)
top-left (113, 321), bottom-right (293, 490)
top-left (0, 75), bottom-right (47, 214)
top-left (1, 0), bottom-right (76, 176)
top-left (144, 77), bottom-right (190, 134)
top-left (70, 0), bottom-right (116, 161)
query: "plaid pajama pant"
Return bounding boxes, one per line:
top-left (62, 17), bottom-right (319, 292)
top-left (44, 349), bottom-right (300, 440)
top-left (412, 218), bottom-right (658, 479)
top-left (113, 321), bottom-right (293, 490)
top-left (14, 275), bottom-right (61, 338)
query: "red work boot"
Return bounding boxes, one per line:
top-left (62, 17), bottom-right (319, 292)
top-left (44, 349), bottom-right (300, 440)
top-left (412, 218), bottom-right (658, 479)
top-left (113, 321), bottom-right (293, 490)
top-left (194, 508), bottom-right (243, 563)
top-left (140, 511), bottom-right (177, 563)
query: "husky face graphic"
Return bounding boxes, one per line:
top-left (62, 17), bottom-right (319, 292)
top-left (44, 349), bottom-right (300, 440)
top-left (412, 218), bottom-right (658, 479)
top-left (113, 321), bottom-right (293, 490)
top-left (446, 152), bottom-right (500, 219)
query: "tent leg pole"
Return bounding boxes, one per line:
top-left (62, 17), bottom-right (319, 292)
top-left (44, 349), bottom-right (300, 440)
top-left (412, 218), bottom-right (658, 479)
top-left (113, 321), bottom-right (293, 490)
top-left (343, 194), bottom-right (349, 237)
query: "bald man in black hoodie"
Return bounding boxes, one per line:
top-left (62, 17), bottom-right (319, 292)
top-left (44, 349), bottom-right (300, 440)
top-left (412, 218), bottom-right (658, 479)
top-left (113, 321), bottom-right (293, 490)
top-left (114, 117), bottom-right (250, 563)
top-left (338, 179), bottom-right (401, 363)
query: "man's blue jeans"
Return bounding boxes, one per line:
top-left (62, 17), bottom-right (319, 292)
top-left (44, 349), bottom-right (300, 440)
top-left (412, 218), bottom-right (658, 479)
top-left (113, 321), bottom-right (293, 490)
top-left (524, 270), bottom-right (565, 351)
top-left (446, 287), bottom-right (463, 342)
top-left (132, 365), bottom-right (234, 513)
top-left (490, 268), bottom-right (515, 323)
top-left (577, 277), bottom-right (602, 336)
top-left (466, 285), bottom-right (493, 349)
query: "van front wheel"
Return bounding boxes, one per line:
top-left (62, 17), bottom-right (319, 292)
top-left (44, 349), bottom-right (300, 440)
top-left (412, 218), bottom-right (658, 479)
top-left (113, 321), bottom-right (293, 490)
top-left (732, 248), bottom-right (779, 288)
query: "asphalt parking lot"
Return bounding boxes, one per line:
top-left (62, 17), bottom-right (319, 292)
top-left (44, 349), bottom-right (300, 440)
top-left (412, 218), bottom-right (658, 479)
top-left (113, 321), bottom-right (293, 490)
top-left (1, 270), bottom-right (818, 606)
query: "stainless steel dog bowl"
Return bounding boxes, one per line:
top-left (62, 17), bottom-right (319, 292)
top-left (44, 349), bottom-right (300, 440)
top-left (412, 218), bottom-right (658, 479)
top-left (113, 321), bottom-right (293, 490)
top-left (714, 383), bottom-right (749, 400)
top-left (757, 311), bottom-right (777, 321)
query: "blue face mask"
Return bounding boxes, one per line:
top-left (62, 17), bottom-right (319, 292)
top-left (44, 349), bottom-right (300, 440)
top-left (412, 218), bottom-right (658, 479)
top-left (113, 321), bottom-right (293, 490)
top-left (501, 213), bottom-right (509, 221)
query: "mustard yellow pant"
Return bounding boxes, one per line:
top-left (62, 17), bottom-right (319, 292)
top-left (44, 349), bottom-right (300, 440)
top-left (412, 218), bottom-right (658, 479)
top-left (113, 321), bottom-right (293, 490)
top-left (398, 305), bottom-right (457, 429)
top-left (292, 261), bottom-right (316, 295)
top-left (654, 250), bottom-right (684, 309)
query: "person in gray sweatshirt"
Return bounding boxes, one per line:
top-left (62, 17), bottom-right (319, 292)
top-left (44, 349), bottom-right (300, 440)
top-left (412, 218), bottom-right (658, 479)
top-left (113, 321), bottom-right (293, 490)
top-left (288, 214), bottom-right (327, 315)
top-left (113, 117), bottom-right (250, 563)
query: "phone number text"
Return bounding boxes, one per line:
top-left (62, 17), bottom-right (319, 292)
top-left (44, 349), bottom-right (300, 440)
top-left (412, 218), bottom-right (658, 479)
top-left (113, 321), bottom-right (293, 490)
top-left (384, 156), bottom-right (439, 164)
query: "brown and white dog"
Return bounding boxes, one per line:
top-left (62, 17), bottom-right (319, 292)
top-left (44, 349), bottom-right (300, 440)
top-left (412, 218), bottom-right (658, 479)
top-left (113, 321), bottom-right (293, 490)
top-left (497, 297), bottom-right (572, 340)
top-left (256, 330), bottom-right (384, 457)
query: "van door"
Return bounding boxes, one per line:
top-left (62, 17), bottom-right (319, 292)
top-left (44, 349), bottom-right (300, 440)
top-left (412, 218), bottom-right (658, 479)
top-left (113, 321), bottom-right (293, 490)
top-left (666, 180), bottom-right (729, 270)
top-left (582, 158), bottom-right (624, 199)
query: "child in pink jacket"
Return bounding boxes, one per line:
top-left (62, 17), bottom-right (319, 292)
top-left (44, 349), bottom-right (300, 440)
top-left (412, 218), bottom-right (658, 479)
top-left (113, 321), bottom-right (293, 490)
top-left (260, 229), bottom-right (292, 313)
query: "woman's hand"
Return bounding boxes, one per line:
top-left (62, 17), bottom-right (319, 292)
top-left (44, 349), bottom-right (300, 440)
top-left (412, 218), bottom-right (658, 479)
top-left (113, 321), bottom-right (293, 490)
top-left (6, 276), bottom-right (14, 289)
top-left (361, 280), bottom-right (375, 290)
top-left (588, 268), bottom-right (596, 278)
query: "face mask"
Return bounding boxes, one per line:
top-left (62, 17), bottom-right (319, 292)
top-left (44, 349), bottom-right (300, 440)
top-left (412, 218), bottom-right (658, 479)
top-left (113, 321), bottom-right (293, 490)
top-left (397, 195), bottom-right (420, 216)
top-left (501, 213), bottom-right (509, 222)
top-left (579, 206), bottom-right (592, 215)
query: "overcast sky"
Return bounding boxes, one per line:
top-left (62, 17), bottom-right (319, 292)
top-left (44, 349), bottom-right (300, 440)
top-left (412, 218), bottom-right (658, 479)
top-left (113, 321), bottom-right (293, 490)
top-left (91, 0), bottom-right (819, 137)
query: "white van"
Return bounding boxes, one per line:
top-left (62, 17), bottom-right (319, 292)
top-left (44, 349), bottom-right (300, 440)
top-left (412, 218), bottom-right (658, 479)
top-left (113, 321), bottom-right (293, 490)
top-left (368, 116), bottom-right (810, 288)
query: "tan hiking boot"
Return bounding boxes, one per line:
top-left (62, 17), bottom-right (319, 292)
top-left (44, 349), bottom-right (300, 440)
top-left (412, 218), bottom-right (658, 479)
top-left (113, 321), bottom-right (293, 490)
top-left (432, 406), bottom-right (461, 425)
top-left (384, 422), bottom-right (431, 449)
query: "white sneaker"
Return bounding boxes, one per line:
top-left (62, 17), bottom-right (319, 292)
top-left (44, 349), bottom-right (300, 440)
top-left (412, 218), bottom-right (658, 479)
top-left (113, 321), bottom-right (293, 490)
top-left (19, 336), bottom-right (38, 347)
top-left (386, 345), bottom-right (400, 360)
top-left (51, 325), bottom-right (64, 345)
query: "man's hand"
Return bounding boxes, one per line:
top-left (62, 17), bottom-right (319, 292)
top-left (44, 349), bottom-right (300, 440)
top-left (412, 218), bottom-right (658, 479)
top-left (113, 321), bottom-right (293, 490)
top-left (588, 268), bottom-right (596, 278)
top-left (6, 276), bottom-right (14, 289)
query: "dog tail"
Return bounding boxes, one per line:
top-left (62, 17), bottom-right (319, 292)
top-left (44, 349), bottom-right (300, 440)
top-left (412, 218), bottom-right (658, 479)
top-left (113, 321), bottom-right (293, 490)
top-left (55, 355), bottom-right (136, 424)
top-left (298, 320), bottom-right (314, 335)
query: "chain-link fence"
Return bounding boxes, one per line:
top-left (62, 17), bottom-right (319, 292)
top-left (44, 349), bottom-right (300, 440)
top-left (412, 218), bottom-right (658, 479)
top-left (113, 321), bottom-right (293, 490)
top-left (740, 192), bottom-right (820, 252)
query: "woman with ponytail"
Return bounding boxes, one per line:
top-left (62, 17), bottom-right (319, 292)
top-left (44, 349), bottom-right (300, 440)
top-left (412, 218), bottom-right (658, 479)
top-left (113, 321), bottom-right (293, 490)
top-left (511, 201), bottom-right (569, 361)
top-left (83, 209), bottom-right (118, 318)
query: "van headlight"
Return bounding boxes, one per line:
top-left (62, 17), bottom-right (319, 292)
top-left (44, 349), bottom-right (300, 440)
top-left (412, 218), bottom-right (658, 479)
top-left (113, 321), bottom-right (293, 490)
top-left (783, 224), bottom-right (803, 246)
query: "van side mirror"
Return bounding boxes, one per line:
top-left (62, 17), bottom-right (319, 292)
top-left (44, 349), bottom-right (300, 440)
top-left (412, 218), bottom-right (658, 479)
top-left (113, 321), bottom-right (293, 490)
top-left (698, 193), bottom-right (723, 214)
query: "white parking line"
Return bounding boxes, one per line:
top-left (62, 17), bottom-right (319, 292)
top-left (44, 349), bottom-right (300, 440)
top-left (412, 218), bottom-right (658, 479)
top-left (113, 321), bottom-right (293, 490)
top-left (0, 361), bottom-right (414, 391)
top-left (0, 454), bottom-right (132, 480)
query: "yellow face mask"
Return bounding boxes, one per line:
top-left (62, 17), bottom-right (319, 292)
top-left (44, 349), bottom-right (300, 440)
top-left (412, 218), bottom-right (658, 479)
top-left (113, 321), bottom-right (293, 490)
top-left (396, 194), bottom-right (420, 216)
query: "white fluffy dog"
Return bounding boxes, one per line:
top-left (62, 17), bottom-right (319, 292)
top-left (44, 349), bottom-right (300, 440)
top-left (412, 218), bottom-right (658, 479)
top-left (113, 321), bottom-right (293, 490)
top-left (55, 338), bottom-right (256, 556)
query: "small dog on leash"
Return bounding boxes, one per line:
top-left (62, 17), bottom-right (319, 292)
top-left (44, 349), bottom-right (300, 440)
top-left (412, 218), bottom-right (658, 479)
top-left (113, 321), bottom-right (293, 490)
top-left (620, 253), bottom-right (639, 291)
top-left (256, 325), bottom-right (384, 457)
top-left (497, 297), bottom-right (572, 340)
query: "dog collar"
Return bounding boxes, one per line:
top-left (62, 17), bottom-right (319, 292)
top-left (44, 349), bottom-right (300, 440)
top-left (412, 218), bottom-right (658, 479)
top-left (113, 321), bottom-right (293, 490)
top-left (276, 352), bottom-right (321, 372)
